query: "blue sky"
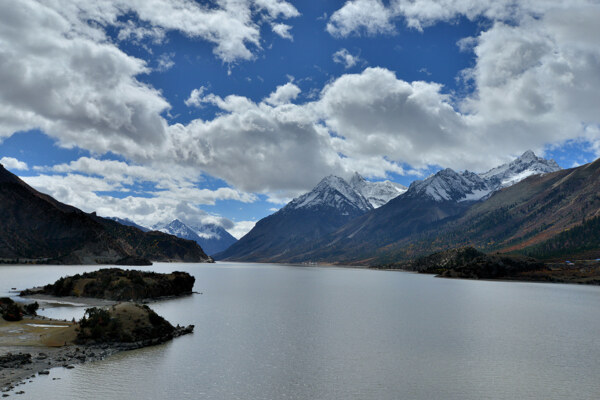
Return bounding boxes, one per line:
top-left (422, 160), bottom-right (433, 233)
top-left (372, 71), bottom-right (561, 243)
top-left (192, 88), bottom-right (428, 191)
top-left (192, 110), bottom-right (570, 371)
top-left (1, 0), bottom-right (599, 238)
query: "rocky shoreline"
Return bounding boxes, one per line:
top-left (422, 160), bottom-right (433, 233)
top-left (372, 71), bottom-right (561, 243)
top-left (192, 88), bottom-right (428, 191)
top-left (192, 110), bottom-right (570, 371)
top-left (0, 324), bottom-right (193, 396)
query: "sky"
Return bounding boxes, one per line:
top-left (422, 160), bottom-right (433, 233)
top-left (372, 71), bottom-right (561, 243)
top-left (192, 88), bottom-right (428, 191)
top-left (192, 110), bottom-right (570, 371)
top-left (0, 0), bottom-right (599, 238)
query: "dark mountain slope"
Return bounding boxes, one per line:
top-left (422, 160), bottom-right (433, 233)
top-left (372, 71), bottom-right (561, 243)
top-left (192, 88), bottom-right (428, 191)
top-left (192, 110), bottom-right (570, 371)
top-left (288, 196), bottom-right (472, 264)
top-left (0, 164), bottom-right (212, 264)
top-left (316, 158), bottom-right (600, 264)
top-left (217, 176), bottom-right (372, 261)
top-left (519, 215), bottom-right (600, 260)
top-left (94, 217), bottom-right (212, 263)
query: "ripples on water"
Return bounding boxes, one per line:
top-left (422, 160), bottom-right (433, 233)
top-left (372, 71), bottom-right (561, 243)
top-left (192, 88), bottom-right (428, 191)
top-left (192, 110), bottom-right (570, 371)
top-left (2, 262), bottom-right (600, 400)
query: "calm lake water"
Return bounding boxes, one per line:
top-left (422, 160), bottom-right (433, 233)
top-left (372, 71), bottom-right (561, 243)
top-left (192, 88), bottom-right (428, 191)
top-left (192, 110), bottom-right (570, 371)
top-left (2, 262), bottom-right (600, 400)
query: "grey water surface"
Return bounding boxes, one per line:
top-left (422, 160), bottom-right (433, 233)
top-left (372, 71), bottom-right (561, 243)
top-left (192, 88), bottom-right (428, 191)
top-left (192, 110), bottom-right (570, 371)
top-left (2, 262), bottom-right (600, 400)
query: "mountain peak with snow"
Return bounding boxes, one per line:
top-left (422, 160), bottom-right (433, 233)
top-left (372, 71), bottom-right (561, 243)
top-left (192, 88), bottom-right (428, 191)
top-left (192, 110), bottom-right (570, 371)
top-left (286, 175), bottom-right (373, 213)
top-left (406, 168), bottom-right (489, 202)
top-left (480, 150), bottom-right (561, 188)
top-left (406, 150), bottom-right (561, 202)
top-left (349, 172), bottom-right (407, 208)
top-left (153, 219), bottom-right (237, 256)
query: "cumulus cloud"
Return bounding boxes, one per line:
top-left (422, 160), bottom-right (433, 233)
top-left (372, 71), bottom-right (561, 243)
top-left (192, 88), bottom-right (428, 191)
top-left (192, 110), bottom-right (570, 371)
top-left (264, 82), bottom-right (301, 105)
top-left (0, 0), bottom-right (300, 154)
top-left (327, 0), bottom-right (395, 37)
top-left (327, 0), bottom-right (593, 35)
top-left (0, 157), bottom-right (29, 170)
top-left (23, 158), bottom-right (256, 232)
top-left (2, 0), bottom-right (600, 205)
top-left (272, 23), bottom-right (294, 40)
top-left (184, 88), bottom-right (206, 108)
top-left (332, 48), bottom-right (363, 69)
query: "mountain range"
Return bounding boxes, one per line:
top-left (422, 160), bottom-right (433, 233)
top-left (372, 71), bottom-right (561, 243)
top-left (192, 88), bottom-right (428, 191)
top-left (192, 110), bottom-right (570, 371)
top-left (216, 151), bottom-right (588, 264)
top-left (4, 148), bottom-right (597, 266)
top-left (0, 164), bottom-right (212, 265)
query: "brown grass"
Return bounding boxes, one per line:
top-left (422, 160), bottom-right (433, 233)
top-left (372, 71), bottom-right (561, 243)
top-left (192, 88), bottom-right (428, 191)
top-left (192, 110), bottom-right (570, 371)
top-left (0, 317), bottom-right (78, 347)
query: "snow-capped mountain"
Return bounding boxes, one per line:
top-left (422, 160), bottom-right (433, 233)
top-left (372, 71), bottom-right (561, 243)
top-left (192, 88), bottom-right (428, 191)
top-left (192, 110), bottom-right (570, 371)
top-left (216, 175), bottom-right (375, 261)
top-left (154, 219), bottom-right (237, 256)
top-left (349, 172), bottom-right (407, 208)
top-left (479, 150), bottom-right (561, 188)
top-left (154, 219), bottom-right (198, 241)
top-left (406, 169), bottom-right (490, 202)
top-left (286, 175), bottom-right (373, 214)
top-left (406, 151), bottom-right (561, 202)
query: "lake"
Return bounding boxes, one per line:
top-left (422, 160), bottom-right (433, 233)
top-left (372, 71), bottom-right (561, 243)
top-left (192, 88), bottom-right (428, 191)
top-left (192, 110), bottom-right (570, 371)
top-left (2, 262), bottom-right (600, 399)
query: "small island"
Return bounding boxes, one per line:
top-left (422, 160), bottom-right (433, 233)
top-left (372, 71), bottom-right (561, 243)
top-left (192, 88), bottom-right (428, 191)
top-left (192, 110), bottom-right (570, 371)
top-left (20, 268), bottom-right (196, 301)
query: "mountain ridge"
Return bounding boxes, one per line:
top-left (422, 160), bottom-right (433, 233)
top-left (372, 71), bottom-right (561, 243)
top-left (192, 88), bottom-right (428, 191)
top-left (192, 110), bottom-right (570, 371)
top-left (219, 151), bottom-right (578, 264)
top-left (0, 164), bottom-right (212, 265)
top-left (215, 174), bottom-right (375, 261)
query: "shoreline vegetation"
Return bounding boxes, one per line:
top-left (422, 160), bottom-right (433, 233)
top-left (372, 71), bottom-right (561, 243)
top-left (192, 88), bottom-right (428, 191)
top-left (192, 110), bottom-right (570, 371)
top-left (1, 269), bottom-right (196, 394)
top-left (373, 247), bottom-right (600, 285)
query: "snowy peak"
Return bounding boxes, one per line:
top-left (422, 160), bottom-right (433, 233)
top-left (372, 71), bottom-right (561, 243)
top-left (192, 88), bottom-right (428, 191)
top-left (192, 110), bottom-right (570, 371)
top-left (407, 151), bottom-right (561, 202)
top-left (154, 219), bottom-right (237, 256)
top-left (154, 219), bottom-right (198, 241)
top-left (287, 175), bottom-right (373, 213)
top-left (349, 172), bottom-right (407, 208)
top-left (479, 150), bottom-right (561, 188)
top-left (407, 168), bottom-right (490, 202)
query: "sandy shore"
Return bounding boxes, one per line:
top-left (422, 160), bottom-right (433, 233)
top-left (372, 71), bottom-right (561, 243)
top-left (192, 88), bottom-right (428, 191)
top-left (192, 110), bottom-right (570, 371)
top-left (0, 315), bottom-right (121, 395)
top-left (0, 300), bottom-right (194, 396)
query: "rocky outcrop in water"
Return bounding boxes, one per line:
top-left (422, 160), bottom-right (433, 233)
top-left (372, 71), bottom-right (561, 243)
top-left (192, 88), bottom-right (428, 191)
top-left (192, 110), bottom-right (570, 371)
top-left (75, 303), bottom-right (194, 345)
top-left (20, 268), bottom-right (195, 301)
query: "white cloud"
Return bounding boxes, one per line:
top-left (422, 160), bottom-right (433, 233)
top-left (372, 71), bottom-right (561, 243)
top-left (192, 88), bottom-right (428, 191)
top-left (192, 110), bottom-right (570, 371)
top-left (327, 0), bottom-right (395, 37)
top-left (117, 20), bottom-right (166, 45)
top-left (0, 0), bottom-right (300, 153)
top-left (327, 0), bottom-right (594, 36)
top-left (184, 88), bottom-right (206, 108)
top-left (156, 53), bottom-right (175, 72)
top-left (272, 23), bottom-right (293, 40)
top-left (255, 0), bottom-right (300, 19)
top-left (0, 157), bottom-right (29, 170)
top-left (264, 82), bottom-right (301, 105)
top-left (2, 0), bottom-right (600, 206)
top-left (22, 159), bottom-right (257, 231)
top-left (332, 48), bottom-right (363, 69)
top-left (228, 220), bottom-right (257, 239)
